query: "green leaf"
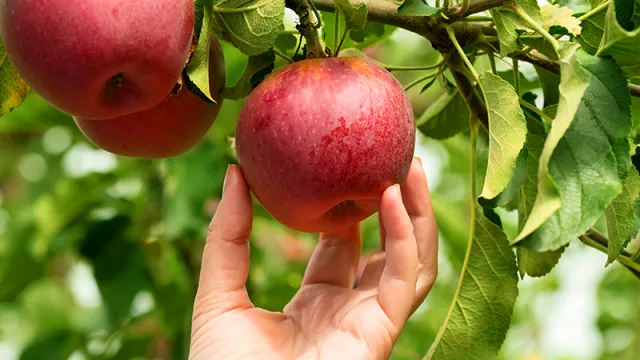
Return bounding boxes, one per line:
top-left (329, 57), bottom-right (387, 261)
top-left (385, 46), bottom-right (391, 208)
top-left (397, 0), bottom-right (441, 17)
top-left (516, 115), bottom-right (568, 278)
top-left (536, 66), bottom-right (561, 107)
top-left (479, 144), bottom-right (528, 209)
top-left (19, 332), bottom-right (74, 360)
top-left (517, 0), bottom-right (543, 22)
top-left (186, 1), bottom-right (218, 103)
top-left (515, 45), bottom-right (633, 252)
top-left (0, 38), bottom-right (30, 116)
top-left (335, 0), bottom-right (368, 31)
top-left (221, 50), bottom-right (275, 100)
top-left (576, 12), bottom-right (607, 55)
top-left (426, 210), bottom-right (519, 360)
top-left (322, 12), bottom-right (396, 51)
top-left (540, 4), bottom-right (583, 36)
top-left (517, 246), bottom-right (567, 277)
top-left (597, 0), bottom-right (640, 83)
top-left (605, 165), bottom-right (640, 265)
top-left (416, 88), bottom-right (469, 140)
top-left (512, 43), bottom-right (588, 246)
top-left (477, 72), bottom-right (527, 202)
top-left (213, 0), bottom-right (285, 56)
top-left (275, 33), bottom-right (298, 52)
top-left (491, 9), bottom-right (525, 56)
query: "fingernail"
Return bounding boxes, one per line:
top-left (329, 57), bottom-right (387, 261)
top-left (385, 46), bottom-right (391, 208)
top-left (222, 165), bottom-right (234, 194)
top-left (393, 183), bottom-right (401, 197)
top-left (414, 156), bottom-right (423, 168)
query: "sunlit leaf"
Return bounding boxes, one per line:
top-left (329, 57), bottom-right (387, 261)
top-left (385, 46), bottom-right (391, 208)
top-left (478, 72), bottom-right (527, 202)
top-left (213, 0), bottom-right (285, 55)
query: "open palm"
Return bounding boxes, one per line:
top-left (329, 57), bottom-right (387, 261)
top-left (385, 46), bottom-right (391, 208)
top-left (189, 159), bottom-right (438, 360)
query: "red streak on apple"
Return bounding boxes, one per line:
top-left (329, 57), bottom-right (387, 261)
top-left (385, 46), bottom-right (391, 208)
top-left (236, 57), bottom-right (416, 233)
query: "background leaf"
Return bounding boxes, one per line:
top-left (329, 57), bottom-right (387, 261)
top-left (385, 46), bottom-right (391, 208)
top-left (221, 50), bottom-right (275, 100)
top-left (0, 39), bottom-right (29, 117)
top-left (416, 88), bottom-right (469, 140)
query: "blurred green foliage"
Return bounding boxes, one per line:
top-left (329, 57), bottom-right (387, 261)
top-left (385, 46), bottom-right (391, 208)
top-left (0, 18), bottom-right (639, 360)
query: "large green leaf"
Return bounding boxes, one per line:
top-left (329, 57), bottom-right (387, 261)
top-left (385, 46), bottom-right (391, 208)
top-left (426, 210), bottom-right (519, 359)
top-left (605, 165), bottom-right (640, 265)
top-left (515, 46), bottom-right (633, 252)
top-left (512, 43), bottom-right (588, 246)
top-left (478, 72), bottom-right (527, 202)
top-left (416, 88), bottom-right (469, 140)
top-left (516, 114), bottom-right (567, 277)
top-left (597, 0), bottom-right (640, 83)
top-left (213, 0), bottom-right (285, 55)
top-left (0, 39), bottom-right (29, 116)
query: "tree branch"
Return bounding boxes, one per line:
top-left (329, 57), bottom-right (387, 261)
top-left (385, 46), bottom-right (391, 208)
top-left (580, 228), bottom-right (640, 279)
top-left (310, 0), bottom-right (490, 50)
top-left (448, 54), bottom-right (489, 129)
top-left (513, 50), bottom-right (640, 98)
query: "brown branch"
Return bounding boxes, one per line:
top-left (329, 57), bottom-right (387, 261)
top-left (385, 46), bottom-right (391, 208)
top-left (513, 50), bottom-right (640, 98)
top-left (582, 228), bottom-right (640, 279)
top-left (310, 0), bottom-right (491, 49)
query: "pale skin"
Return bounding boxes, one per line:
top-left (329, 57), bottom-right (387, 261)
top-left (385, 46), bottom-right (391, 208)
top-left (189, 158), bottom-right (439, 360)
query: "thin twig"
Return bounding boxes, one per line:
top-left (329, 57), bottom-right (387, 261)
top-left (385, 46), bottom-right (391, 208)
top-left (578, 0), bottom-right (610, 22)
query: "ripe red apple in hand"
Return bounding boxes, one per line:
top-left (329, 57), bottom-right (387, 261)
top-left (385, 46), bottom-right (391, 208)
top-left (0, 0), bottom-right (194, 119)
top-left (73, 36), bottom-right (227, 159)
top-left (236, 57), bottom-right (416, 233)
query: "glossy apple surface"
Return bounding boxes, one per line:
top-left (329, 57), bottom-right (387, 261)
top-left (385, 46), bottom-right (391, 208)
top-left (73, 36), bottom-right (226, 159)
top-left (236, 57), bottom-right (415, 233)
top-left (0, 0), bottom-right (194, 119)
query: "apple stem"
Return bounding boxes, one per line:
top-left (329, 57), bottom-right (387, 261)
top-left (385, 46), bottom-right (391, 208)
top-left (286, 0), bottom-right (328, 59)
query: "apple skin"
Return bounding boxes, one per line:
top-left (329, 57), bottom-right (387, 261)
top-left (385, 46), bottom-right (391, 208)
top-left (236, 57), bottom-right (416, 233)
top-left (0, 0), bottom-right (194, 119)
top-left (73, 36), bottom-right (226, 159)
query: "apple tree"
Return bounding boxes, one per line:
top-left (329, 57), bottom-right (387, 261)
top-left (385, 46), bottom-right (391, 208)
top-left (1, 0), bottom-right (640, 359)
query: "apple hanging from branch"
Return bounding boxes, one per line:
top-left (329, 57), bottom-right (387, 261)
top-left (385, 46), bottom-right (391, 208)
top-left (0, 0), bottom-right (195, 119)
top-left (73, 35), bottom-right (227, 159)
top-left (236, 57), bottom-right (416, 233)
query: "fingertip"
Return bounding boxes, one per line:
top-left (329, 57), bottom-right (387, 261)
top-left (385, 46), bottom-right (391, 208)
top-left (381, 184), bottom-right (412, 240)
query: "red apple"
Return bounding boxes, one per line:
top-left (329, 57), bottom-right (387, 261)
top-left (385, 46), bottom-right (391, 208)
top-left (0, 0), bottom-right (194, 119)
top-left (236, 57), bottom-right (415, 233)
top-left (73, 36), bottom-right (226, 159)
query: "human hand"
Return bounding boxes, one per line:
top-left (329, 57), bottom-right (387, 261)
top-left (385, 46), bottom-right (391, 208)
top-left (188, 158), bottom-right (438, 360)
